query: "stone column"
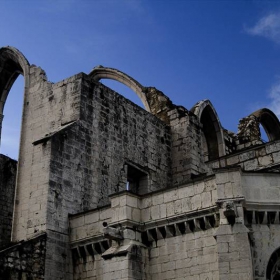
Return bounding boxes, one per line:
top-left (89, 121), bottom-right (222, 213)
top-left (215, 199), bottom-right (253, 280)
top-left (101, 191), bottom-right (147, 280)
top-left (215, 168), bottom-right (253, 280)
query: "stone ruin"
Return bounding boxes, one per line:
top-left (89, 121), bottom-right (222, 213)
top-left (0, 46), bottom-right (280, 279)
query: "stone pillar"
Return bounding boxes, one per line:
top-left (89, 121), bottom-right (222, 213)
top-left (215, 168), bottom-right (253, 280)
top-left (101, 191), bottom-right (147, 280)
top-left (169, 108), bottom-right (207, 186)
top-left (215, 200), bottom-right (253, 280)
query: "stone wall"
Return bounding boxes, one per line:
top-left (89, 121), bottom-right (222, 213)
top-left (69, 177), bottom-right (219, 241)
top-left (0, 155), bottom-right (17, 249)
top-left (168, 108), bottom-right (207, 185)
top-left (1, 47), bottom-right (280, 280)
top-left (69, 177), bottom-right (219, 280)
top-left (73, 247), bottom-right (148, 280)
top-left (249, 225), bottom-right (280, 280)
top-left (140, 177), bottom-right (217, 224)
top-left (242, 172), bottom-right (280, 203)
top-left (80, 78), bottom-right (172, 198)
top-left (147, 229), bottom-right (218, 280)
top-left (40, 75), bottom-right (172, 279)
top-left (215, 224), bottom-right (253, 280)
top-left (65, 142), bottom-right (280, 280)
top-left (209, 139), bottom-right (280, 172)
top-left (0, 233), bottom-right (46, 280)
top-left (242, 173), bottom-right (280, 279)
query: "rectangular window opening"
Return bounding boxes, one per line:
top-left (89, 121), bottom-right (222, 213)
top-left (126, 164), bottom-right (148, 195)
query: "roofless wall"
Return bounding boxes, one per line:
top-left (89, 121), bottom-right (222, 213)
top-left (1, 46), bottom-right (280, 280)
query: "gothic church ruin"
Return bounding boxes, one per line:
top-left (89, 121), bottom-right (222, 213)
top-left (0, 46), bottom-right (280, 280)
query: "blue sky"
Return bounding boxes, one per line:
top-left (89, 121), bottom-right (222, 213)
top-left (1, 0), bottom-right (280, 159)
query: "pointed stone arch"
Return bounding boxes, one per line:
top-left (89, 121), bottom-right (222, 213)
top-left (267, 247), bottom-right (280, 280)
top-left (0, 46), bottom-right (30, 143)
top-left (89, 66), bottom-right (151, 112)
top-left (0, 46), bottom-right (30, 249)
top-left (250, 108), bottom-right (280, 142)
top-left (191, 99), bottom-right (225, 160)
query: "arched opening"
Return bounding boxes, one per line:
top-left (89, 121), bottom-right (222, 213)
top-left (267, 247), bottom-right (280, 280)
top-left (0, 46), bottom-right (29, 248)
top-left (260, 124), bottom-right (268, 143)
top-left (200, 106), bottom-right (220, 160)
top-left (89, 66), bottom-right (151, 112)
top-left (191, 100), bottom-right (225, 161)
top-left (250, 108), bottom-right (280, 142)
top-left (0, 46), bottom-right (30, 150)
top-left (1, 75), bottom-right (24, 159)
top-left (100, 79), bottom-right (145, 109)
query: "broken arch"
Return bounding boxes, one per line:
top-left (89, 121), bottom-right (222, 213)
top-left (250, 108), bottom-right (280, 142)
top-left (89, 66), bottom-right (151, 112)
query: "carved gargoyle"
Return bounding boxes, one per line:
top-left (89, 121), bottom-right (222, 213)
top-left (223, 201), bottom-right (236, 219)
top-left (103, 225), bottom-right (123, 241)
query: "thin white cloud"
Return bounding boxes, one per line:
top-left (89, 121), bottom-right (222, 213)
top-left (268, 79), bottom-right (280, 118)
top-left (248, 79), bottom-right (280, 119)
top-left (245, 12), bottom-right (280, 44)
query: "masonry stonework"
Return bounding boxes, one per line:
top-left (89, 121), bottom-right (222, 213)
top-left (0, 155), bottom-right (17, 249)
top-left (0, 46), bottom-right (280, 279)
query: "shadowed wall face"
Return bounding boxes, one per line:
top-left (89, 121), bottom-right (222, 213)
top-left (0, 155), bottom-right (17, 249)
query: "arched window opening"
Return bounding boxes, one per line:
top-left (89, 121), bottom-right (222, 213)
top-left (0, 46), bottom-right (29, 248)
top-left (267, 248), bottom-right (280, 280)
top-left (250, 109), bottom-right (280, 142)
top-left (89, 66), bottom-right (151, 112)
top-left (101, 79), bottom-right (145, 109)
top-left (260, 124), bottom-right (268, 143)
top-left (200, 106), bottom-right (219, 161)
top-left (0, 75), bottom-right (24, 160)
top-left (0, 46), bottom-right (29, 160)
top-left (191, 100), bottom-right (225, 160)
